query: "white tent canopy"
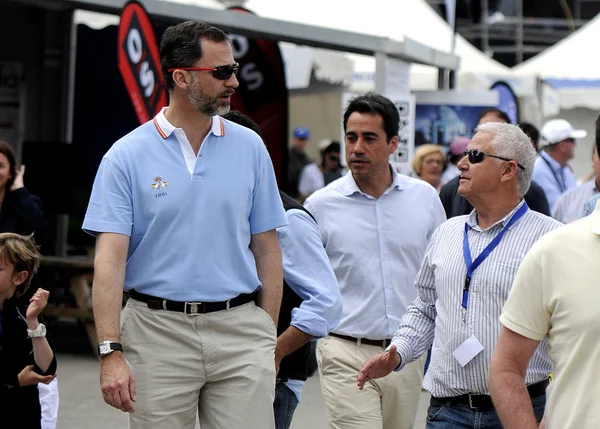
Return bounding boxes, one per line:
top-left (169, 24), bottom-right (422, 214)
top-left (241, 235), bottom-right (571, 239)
top-left (244, 0), bottom-right (535, 95)
top-left (513, 13), bottom-right (600, 110)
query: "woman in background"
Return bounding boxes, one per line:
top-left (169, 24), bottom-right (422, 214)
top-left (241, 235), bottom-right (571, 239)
top-left (411, 144), bottom-right (446, 192)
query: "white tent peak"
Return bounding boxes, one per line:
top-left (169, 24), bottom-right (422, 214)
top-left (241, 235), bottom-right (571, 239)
top-left (513, 13), bottom-right (600, 80)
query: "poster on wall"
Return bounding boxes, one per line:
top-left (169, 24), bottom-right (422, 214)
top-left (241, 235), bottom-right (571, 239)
top-left (389, 94), bottom-right (415, 175)
top-left (0, 62), bottom-right (23, 150)
top-left (414, 91), bottom-right (499, 151)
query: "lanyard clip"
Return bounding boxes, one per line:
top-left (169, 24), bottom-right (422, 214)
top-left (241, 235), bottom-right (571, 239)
top-left (461, 307), bottom-right (467, 326)
top-left (464, 276), bottom-right (471, 291)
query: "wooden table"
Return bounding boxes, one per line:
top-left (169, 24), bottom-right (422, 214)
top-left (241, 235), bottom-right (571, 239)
top-left (40, 256), bottom-right (97, 352)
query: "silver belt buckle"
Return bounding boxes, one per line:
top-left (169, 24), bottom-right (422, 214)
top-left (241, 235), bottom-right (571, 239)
top-left (185, 302), bottom-right (203, 314)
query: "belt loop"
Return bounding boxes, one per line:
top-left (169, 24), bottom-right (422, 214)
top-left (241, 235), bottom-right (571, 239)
top-left (381, 340), bottom-right (386, 349)
top-left (357, 338), bottom-right (361, 347)
top-left (226, 299), bottom-right (230, 310)
top-left (162, 299), bottom-right (167, 311)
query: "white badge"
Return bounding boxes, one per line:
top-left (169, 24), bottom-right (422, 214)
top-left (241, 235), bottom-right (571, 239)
top-left (452, 335), bottom-right (484, 367)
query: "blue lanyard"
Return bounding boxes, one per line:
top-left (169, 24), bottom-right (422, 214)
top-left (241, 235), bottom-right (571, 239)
top-left (540, 154), bottom-right (566, 193)
top-left (461, 203), bottom-right (529, 319)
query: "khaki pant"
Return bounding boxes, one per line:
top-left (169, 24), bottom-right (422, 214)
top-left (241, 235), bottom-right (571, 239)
top-left (317, 335), bottom-right (425, 429)
top-left (121, 298), bottom-right (277, 429)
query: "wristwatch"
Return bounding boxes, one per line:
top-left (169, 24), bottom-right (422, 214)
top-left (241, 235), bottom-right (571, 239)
top-left (27, 323), bottom-right (46, 338)
top-left (98, 341), bottom-right (123, 357)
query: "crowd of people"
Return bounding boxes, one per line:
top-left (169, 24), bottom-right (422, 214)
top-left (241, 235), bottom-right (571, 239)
top-left (3, 18), bottom-right (600, 429)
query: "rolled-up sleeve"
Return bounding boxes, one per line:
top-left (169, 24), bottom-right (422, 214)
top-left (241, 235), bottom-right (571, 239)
top-left (278, 209), bottom-right (342, 338)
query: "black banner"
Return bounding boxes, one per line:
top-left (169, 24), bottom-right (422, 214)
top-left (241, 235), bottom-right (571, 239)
top-left (118, 1), bottom-right (167, 124)
top-left (228, 7), bottom-right (288, 186)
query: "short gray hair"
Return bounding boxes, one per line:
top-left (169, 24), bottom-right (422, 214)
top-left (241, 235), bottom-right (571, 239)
top-left (475, 122), bottom-right (536, 197)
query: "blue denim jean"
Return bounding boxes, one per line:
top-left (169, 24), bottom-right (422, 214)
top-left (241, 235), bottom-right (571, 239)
top-left (274, 382), bottom-right (299, 429)
top-left (426, 394), bottom-right (546, 429)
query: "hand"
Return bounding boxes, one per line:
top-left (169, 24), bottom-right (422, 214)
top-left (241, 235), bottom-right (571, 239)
top-left (18, 365), bottom-right (55, 387)
top-left (11, 165), bottom-right (25, 191)
top-left (100, 352), bottom-right (136, 413)
top-left (357, 345), bottom-right (401, 390)
top-left (26, 288), bottom-right (50, 322)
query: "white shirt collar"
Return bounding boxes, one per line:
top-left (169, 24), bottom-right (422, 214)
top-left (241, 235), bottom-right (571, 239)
top-left (339, 164), bottom-right (406, 197)
top-left (153, 107), bottom-right (225, 139)
top-left (467, 199), bottom-right (527, 232)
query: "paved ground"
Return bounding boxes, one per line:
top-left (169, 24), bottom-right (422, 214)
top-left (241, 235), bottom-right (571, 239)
top-left (55, 352), bottom-right (431, 429)
top-left (52, 322), bottom-right (431, 428)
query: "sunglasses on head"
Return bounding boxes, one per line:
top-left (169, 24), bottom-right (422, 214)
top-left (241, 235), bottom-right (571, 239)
top-left (464, 149), bottom-right (525, 170)
top-left (167, 63), bottom-right (240, 80)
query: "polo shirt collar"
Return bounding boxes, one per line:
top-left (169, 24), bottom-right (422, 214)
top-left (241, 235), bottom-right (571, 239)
top-left (340, 164), bottom-right (405, 197)
top-left (153, 107), bottom-right (225, 139)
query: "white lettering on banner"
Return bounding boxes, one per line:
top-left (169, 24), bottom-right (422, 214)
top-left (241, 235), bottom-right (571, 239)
top-left (229, 34), bottom-right (250, 58)
top-left (139, 62), bottom-right (155, 97)
top-left (241, 63), bottom-right (263, 91)
top-left (127, 28), bottom-right (143, 63)
top-left (228, 34), bottom-right (264, 92)
top-left (126, 28), bottom-right (155, 99)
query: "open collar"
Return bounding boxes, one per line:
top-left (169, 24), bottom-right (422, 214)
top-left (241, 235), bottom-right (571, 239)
top-left (153, 107), bottom-right (224, 139)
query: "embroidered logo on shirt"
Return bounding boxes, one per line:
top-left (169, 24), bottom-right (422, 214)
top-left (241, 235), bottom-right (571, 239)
top-left (151, 176), bottom-right (168, 190)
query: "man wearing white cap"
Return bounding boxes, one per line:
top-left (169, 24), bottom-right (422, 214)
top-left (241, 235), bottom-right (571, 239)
top-left (532, 119), bottom-right (587, 208)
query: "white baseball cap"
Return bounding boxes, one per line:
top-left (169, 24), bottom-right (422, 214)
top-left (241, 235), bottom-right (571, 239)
top-left (541, 119), bottom-right (587, 146)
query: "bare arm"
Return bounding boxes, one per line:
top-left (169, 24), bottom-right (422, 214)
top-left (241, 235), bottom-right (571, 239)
top-left (275, 326), bottom-right (312, 373)
top-left (93, 232), bottom-right (136, 413)
top-left (250, 229), bottom-right (283, 326)
top-left (489, 326), bottom-right (542, 429)
top-left (93, 232), bottom-right (129, 344)
top-left (25, 289), bottom-right (55, 373)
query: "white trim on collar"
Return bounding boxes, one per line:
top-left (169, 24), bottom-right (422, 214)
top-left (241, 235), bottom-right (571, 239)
top-left (153, 107), bottom-right (224, 139)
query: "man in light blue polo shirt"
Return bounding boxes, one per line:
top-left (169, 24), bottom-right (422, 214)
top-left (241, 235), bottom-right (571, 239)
top-left (533, 119), bottom-right (586, 208)
top-left (83, 21), bottom-right (287, 429)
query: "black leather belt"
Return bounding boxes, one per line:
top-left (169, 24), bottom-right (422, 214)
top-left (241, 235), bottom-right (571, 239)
top-left (330, 333), bottom-right (391, 348)
top-left (431, 378), bottom-right (549, 411)
top-left (129, 289), bottom-right (256, 315)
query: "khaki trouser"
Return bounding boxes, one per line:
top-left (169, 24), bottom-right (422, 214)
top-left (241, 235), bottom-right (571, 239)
top-left (317, 335), bottom-right (425, 429)
top-left (121, 298), bottom-right (277, 429)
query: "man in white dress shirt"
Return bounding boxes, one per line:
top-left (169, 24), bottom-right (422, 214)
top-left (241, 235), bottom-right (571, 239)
top-left (305, 92), bottom-right (446, 429)
top-left (358, 123), bottom-right (562, 429)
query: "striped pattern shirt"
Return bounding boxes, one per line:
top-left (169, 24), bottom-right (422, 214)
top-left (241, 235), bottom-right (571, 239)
top-left (552, 179), bottom-right (598, 223)
top-left (392, 200), bottom-right (563, 397)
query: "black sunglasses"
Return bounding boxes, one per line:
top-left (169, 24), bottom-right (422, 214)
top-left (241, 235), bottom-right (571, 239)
top-left (167, 63), bottom-right (240, 80)
top-left (464, 149), bottom-right (525, 170)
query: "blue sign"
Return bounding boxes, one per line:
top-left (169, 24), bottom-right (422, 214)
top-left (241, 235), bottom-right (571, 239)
top-left (491, 81), bottom-right (519, 124)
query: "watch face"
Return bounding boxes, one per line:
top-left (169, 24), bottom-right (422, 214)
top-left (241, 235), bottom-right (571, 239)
top-left (99, 343), bottom-right (111, 355)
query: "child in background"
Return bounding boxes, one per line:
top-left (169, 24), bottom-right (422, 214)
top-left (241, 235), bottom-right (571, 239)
top-left (0, 232), bottom-right (57, 429)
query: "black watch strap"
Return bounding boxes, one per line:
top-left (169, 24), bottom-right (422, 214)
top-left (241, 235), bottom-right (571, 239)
top-left (98, 341), bottom-right (123, 356)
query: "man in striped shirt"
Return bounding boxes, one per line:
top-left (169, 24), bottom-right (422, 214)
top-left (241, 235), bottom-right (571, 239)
top-left (358, 123), bottom-right (562, 429)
